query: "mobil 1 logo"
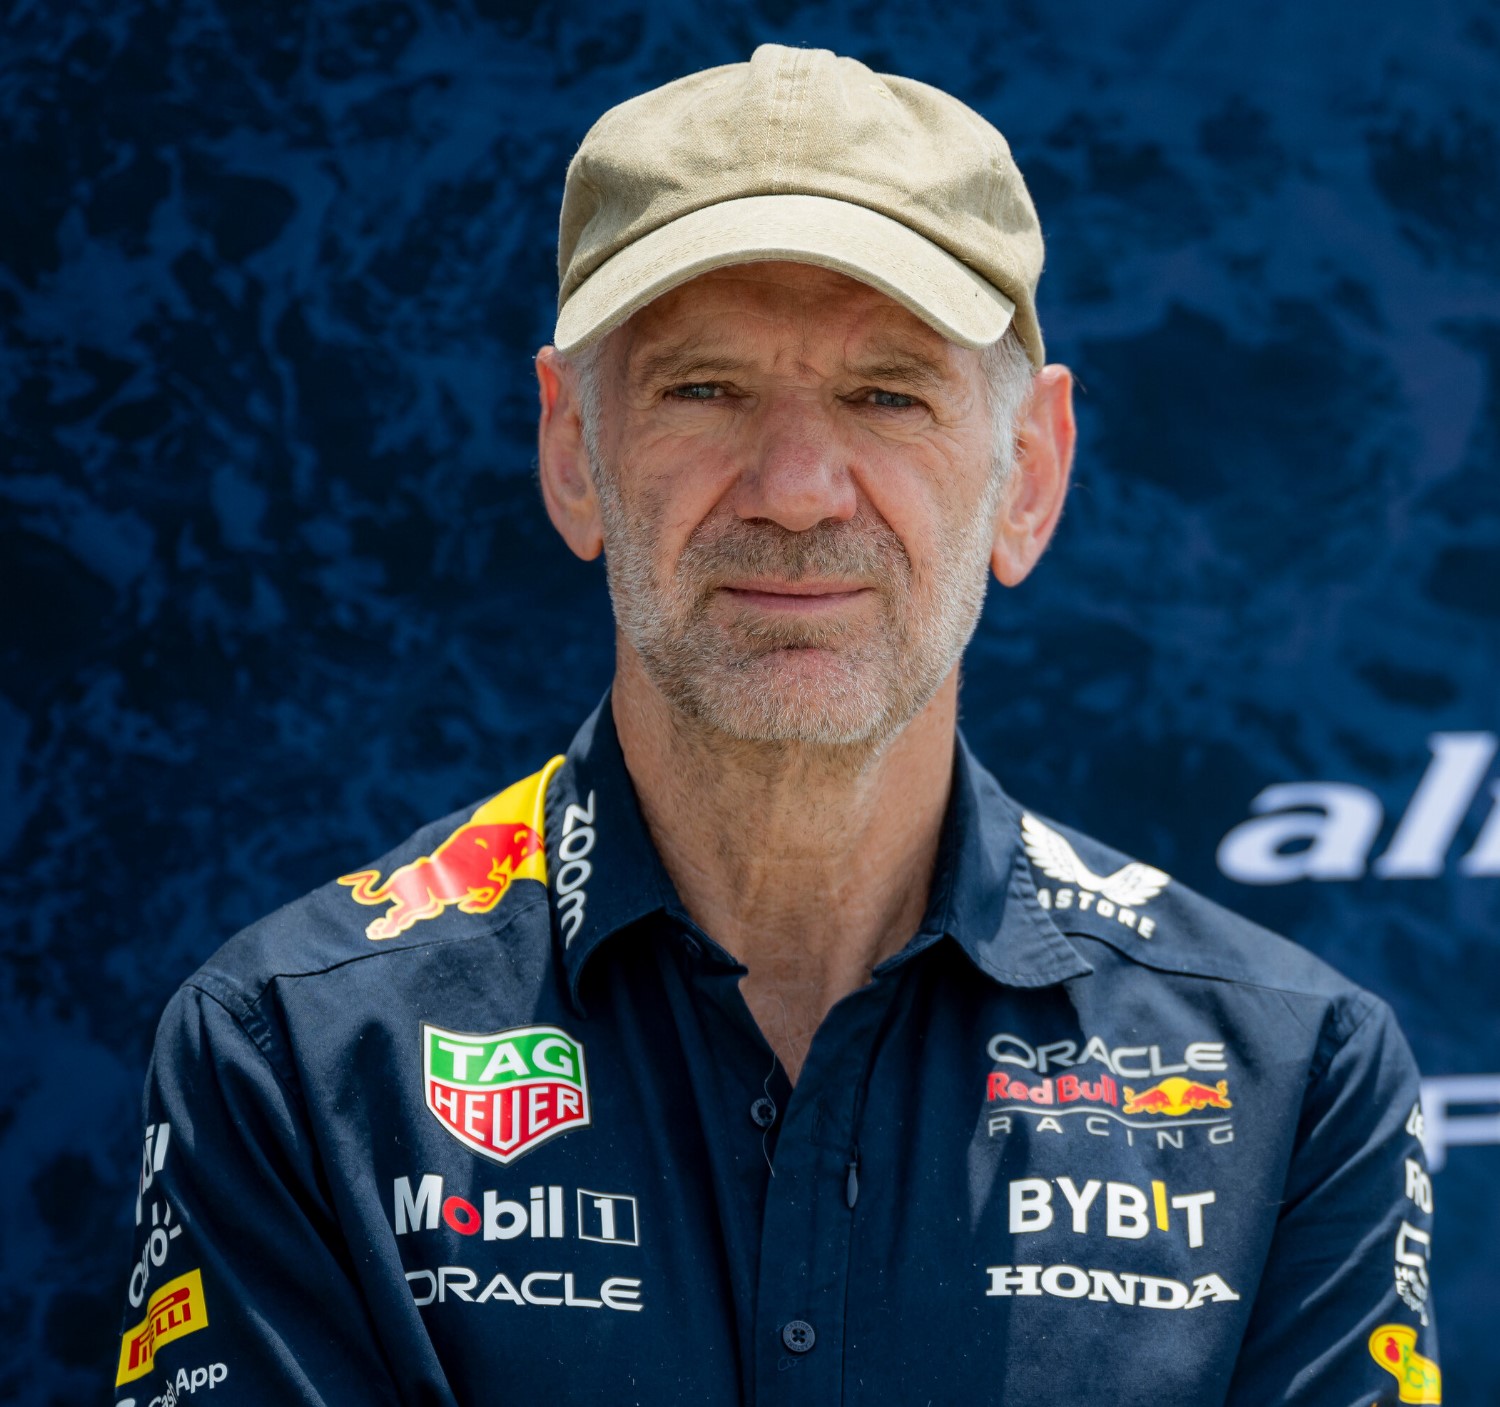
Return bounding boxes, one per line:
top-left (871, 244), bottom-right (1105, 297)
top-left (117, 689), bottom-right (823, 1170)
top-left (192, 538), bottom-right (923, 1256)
top-left (394, 1174), bottom-right (641, 1247)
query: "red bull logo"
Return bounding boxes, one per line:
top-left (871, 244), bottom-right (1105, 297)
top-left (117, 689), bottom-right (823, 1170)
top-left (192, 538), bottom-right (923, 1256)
top-left (339, 758), bottom-right (563, 941)
top-left (1121, 1077), bottom-right (1232, 1117)
top-left (1369, 1323), bottom-right (1441, 1403)
top-left (341, 822), bottom-right (542, 940)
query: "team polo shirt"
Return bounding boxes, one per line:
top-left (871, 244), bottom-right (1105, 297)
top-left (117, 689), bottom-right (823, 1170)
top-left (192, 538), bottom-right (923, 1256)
top-left (115, 695), bottom-right (1440, 1407)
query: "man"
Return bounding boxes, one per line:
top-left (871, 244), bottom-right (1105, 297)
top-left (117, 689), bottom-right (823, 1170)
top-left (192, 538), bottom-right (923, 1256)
top-left (115, 45), bottom-right (1439, 1407)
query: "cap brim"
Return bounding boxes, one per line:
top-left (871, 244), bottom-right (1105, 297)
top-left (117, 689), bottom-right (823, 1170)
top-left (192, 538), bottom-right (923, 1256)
top-left (553, 193), bottom-right (1016, 355)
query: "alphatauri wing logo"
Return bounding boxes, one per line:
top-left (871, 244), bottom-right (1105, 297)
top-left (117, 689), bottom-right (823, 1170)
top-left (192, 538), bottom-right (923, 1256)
top-left (423, 1023), bottom-right (590, 1166)
top-left (1022, 814), bottom-right (1172, 908)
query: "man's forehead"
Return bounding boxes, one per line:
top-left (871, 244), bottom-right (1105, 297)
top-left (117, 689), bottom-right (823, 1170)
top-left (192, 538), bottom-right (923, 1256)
top-left (614, 262), bottom-right (968, 378)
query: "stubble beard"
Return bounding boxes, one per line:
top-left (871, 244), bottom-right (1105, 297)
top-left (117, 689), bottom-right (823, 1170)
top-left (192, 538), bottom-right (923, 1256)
top-left (594, 460), bottom-right (1003, 752)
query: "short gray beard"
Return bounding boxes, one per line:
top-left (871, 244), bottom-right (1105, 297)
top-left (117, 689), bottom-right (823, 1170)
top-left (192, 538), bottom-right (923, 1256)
top-left (571, 326), bottom-right (1033, 750)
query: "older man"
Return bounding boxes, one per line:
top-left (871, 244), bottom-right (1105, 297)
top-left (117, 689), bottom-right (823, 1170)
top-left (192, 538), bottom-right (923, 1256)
top-left (115, 46), bottom-right (1439, 1407)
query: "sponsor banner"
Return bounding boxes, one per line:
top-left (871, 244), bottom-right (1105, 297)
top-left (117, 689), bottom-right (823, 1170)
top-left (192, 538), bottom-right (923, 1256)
top-left (116, 1269), bottom-right (210, 1387)
top-left (984, 1263), bottom-right (1239, 1310)
top-left (405, 1266), bottom-right (643, 1311)
top-left (1418, 1074), bottom-right (1500, 1172)
top-left (1217, 731), bottom-right (1500, 885)
top-left (423, 1024), bottom-right (590, 1165)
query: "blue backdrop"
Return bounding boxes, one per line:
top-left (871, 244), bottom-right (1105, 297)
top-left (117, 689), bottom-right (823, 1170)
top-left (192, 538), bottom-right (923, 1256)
top-left (3, 2), bottom-right (1498, 1402)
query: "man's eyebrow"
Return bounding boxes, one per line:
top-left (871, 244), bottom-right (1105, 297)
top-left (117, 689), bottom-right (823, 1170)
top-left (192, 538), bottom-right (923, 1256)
top-left (627, 340), bottom-right (959, 389)
top-left (847, 349), bottom-right (955, 391)
top-left (630, 343), bottom-right (752, 384)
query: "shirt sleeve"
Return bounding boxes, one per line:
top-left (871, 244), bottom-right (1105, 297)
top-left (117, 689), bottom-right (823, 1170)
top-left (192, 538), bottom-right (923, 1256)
top-left (1224, 995), bottom-right (1441, 1407)
top-left (113, 982), bottom-right (414, 1406)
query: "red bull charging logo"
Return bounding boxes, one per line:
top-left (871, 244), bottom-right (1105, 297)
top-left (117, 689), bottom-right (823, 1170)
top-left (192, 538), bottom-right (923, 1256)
top-left (1369, 1323), bottom-right (1442, 1403)
top-left (339, 758), bottom-right (563, 941)
top-left (1121, 1077), bottom-right (1233, 1117)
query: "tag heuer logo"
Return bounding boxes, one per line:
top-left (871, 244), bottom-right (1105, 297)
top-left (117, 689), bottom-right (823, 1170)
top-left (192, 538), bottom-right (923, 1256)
top-left (422, 1023), bottom-right (590, 1165)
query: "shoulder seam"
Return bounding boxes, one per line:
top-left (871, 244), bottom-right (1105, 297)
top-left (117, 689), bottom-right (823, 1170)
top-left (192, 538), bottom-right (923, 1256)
top-left (1060, 927), bottom-right (1372, 1004)
top-left (180, 976), bottom-right (302, 1099)
top-left (1308, 987), bottom-right (1383, 1084)
top-left (193, 886), bottom-right (552, 1008)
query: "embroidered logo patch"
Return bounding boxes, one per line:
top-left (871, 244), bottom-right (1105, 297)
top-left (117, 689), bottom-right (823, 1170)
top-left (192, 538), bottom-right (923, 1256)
top-left (339, 757), bottom-right (563, 941)
top-left (1022, 813), bottom-right (1171, 938)
top-left (423, 1023), bottom-right (591, 1165)
top-left (1121, 1078), bottom-right (1233, 1117)
top-left (116, 1267), bottom-right (209, 1386)
top-left (1369, 1323), bottom-right (1441, 1403)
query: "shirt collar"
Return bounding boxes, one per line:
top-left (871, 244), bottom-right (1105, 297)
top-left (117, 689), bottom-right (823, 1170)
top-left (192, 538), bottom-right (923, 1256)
top-left (899, 733), bottom-right (1094, 988)
top-left (549, 695), bottom-right (1091, 1012)
top-left (545, 694), bottom-right (679, 1012)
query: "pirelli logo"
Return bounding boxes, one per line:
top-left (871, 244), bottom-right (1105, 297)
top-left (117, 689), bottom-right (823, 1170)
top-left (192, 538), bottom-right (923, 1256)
top-left (116, 1267), bottom-right (209, 1385)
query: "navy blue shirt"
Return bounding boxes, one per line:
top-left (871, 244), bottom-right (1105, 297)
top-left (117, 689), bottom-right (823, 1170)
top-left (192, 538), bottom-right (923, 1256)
top-left (115, 697), bottom-right (1440, 1406)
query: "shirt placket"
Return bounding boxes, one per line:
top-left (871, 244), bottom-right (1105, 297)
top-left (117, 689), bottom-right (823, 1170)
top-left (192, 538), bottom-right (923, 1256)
top-left (751, 972), bottom-right (899, 1406)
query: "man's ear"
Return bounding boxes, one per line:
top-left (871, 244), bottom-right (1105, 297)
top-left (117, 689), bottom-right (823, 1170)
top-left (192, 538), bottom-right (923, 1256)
top-left (536, 345), bottom-right (605, 561)
top-left (991, 364), bottom-right (1076, 587)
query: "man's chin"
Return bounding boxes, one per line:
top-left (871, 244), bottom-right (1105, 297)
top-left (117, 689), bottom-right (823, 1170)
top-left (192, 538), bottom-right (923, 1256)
top-left (659, 649), bottom-right (907, 749)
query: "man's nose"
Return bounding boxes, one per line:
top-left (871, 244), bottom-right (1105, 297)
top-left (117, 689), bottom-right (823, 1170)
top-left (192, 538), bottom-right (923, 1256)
top-left (731, 397), bottom-right (858, 532)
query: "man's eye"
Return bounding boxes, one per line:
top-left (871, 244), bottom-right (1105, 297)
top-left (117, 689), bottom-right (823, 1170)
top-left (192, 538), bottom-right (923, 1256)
top-left (668, 383), bottom-right (723, 400)
top-left (866, 389), bottom-right (919, 409)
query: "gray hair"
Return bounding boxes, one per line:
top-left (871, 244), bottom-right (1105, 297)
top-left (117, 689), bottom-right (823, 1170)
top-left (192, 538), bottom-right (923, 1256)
top-left (568, 322), bottom-right (1034, 484)
top-left (976, 326), bottom-right (1035, 482)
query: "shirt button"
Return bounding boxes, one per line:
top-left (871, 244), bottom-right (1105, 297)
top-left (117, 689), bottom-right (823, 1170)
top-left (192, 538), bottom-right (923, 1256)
top-left (749, 1096), bottom-right (777, 1129)
top-left (781, 1319), bottom-right (816, 1354)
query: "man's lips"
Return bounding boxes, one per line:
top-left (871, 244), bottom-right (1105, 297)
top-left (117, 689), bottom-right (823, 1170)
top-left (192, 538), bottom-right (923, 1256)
top-left (718, 581), bottom-right (874, 613)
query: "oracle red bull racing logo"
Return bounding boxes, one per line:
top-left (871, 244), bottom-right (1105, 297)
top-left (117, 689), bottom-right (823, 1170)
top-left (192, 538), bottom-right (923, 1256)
top-left (985, 1031), bottom-right (1236, 1151)
top-left (423, 1023), bottom-right (590, 1165)
top-left (339, 758), bottom-right (562, 941)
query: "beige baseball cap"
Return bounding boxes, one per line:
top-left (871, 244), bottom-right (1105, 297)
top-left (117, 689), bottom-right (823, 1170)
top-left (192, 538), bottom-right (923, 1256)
top-left (554, 44), bottom-right (1046, 366)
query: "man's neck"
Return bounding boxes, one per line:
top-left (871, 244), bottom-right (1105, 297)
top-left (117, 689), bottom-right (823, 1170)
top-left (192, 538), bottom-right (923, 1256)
top-left (612, 653), bottom-right (956, 1082)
